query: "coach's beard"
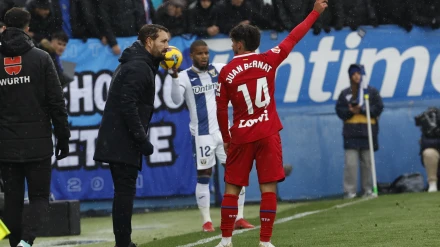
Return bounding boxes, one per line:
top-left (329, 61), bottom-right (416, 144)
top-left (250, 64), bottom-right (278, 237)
top-left (153, 47), bottom-right (168, 60)
top-left (159, 48), bottom-right (168, 60)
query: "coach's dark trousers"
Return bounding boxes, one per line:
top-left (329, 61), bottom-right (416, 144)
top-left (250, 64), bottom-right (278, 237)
top-left (0, 158), bottom-right (51, 247)
top-left (110, 163), bottom-right (138, 247)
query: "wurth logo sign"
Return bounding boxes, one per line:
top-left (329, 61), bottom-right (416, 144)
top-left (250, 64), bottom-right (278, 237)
top-left (4, 56), bottom-right (22, 75)
top-left (1, 56), bottom-right (31, 86)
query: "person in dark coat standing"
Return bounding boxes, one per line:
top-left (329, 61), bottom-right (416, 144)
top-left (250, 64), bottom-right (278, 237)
top-left (213, 0), bottom-right (253, 34)
top-left (272, 0), bottom-right (308, 31)
top-left (94, 24), bottom-right (169, 247)
top-left (98, 0), bottom-right (147, 55)
top-left (26, 0), bottom-right (62, 43)
top-left (335, 64), bottom-right (383, 199)
top-left (155, 0), bottom-right (188, 37)
top-left (343, 0), bottom-right (378, 31)
top-left (38, 31), bottom-right (72, 88)
top-left (0, 8), bottom-right (70, 247)
top-left (188, 0), bottom-right (219, 38)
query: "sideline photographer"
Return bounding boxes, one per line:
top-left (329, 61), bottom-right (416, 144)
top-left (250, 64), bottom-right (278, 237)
top-left (415, 107), bottom-right (440, 192)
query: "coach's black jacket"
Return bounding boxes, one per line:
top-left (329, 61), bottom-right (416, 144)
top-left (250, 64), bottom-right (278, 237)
top-left (94, 41), bottom-right (159, 168)
top-left (0, 28), bottom-right (70, 162)
top-left (336, 86), bottom-right (383, 151)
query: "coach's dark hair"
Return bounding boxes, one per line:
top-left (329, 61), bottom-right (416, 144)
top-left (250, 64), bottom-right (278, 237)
top-left (138, 24), bottom-right (169, 45)
top-left (230, 24), bottom-right (260, 52)
top-left (52, 31), bottom-right (69, 43)
top-left (190, 40), bottom-right (208, 53)
top-left (4, 7), bottom-right (31, 30)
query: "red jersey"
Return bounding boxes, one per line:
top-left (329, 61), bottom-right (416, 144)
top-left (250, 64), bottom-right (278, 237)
top-left (216, 10), bottom-right (320, 144)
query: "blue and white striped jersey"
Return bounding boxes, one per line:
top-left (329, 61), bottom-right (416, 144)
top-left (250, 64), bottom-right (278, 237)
top-left (177, 63), bottom-right (224, 136)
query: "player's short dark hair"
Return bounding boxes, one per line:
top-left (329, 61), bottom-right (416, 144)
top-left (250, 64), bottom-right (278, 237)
top-left (52, 31), bottom-right (69, 43)
top-left (190, 40), bottom-right (208, 53)
top-left (0, 21), bottom-right (5, 28)
top-left (138, 24), bottom-right (169, 45)
top-left (4, 7), bottom-right (31, 30)
top-left (230, 24), bottom-right (260, 52)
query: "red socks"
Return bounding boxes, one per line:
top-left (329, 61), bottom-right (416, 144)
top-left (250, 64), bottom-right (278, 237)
top-left (220, 194), bottom-right (239, 237)
top-left (260, 192), bottom-right (277, 242)
top-left (220, 192), bottom-right (277, 242)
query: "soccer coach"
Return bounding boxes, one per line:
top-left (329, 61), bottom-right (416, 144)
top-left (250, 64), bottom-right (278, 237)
top-left (94, 24), bottom-right (170, 247)
top-left (0, 8), bottom-right (70, 247)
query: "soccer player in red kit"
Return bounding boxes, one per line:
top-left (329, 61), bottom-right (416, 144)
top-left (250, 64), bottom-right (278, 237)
top-left (215, 1), bottom-right (328, 246)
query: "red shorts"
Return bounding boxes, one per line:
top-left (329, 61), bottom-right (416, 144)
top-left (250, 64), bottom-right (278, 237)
top-left (224, 133), bottom-right (285, 186)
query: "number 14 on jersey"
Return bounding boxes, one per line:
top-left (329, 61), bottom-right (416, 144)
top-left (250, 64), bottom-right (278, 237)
top-left (237, 77), bottom-right (271, 115)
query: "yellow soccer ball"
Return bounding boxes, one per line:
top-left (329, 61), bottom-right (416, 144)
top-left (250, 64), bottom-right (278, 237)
top-left (160, 46), bottom-right (183, 70)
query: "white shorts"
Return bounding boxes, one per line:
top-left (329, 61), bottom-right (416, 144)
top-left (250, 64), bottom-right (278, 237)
top-left (192, 131), bottom-right (226, 170)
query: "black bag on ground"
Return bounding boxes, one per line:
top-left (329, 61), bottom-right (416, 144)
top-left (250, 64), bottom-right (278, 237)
top-left (389, 173), bottom-right (424, 193)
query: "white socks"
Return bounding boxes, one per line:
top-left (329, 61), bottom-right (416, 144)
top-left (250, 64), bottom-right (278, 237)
top-left (221, 237), bottom-right (232, 245)
top-left (17, 240), bottom-right (31, 247)
top-left (197, 184), bottom-right (247, 223)
top-left (428, 181), bottom-right (438, 192)
top-left (236, 187), bottom-right (246, 220)
top-left (196, 183), bottom-right (211, 223)
top-left (259, 241), bottom-right (275, 247)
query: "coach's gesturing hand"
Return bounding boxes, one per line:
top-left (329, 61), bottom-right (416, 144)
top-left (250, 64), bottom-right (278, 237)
top-left (314, 0), bottom-right (328, 14)
top-left (140, 141), bottom-right (154, 156)
top-left (56, 139), bottom-right (69, 160)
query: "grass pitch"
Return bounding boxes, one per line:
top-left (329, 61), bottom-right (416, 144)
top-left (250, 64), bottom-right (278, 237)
top-left (0, 193), bottom-right (438, 247)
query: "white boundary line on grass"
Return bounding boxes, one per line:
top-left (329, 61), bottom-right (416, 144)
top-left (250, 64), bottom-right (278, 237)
top-left (177, 197), bottom-right (373, 247)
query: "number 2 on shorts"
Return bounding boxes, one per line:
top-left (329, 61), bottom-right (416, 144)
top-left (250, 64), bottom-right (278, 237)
top-left (199, 146), bottom-right (211, 157)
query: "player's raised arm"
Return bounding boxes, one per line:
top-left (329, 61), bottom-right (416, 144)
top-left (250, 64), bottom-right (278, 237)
top-left (216, 75), bottom-right (231, 144)
top-left (271, 0), bottom-right (328, 64)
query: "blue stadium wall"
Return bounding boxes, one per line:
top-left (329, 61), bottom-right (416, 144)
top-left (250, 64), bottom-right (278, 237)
top-left (54, 25), bottom-right (440, 208)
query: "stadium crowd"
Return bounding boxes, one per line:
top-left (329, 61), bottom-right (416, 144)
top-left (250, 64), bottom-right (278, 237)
top-left (1, 0), bottom-right (439, 56)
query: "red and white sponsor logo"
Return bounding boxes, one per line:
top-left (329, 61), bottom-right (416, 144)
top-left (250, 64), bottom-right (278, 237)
top-left (4, 56), bottom-right (22, 75)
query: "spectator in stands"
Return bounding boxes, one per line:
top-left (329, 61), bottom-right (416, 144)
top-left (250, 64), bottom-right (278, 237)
top-left (272, 0), bottom-right (307, 31)
top-left (38, 32), bottom-right (72, 87)
top-left (0, 0), bottom-right (27, 22)
top-left (188, 0), bottom-right (219, 38)
top-left (409, 0), bottom-right (440, 30)
top-left (248, 0), bottom-right (282, 31)
top-left (335, 64), bottom-right (384, 199)
top-left (26, 0), bottom-right (62, 43)
top-left (57, 0), bottom-right (104, 43)
top-left (250, 0), bottom-right (266, 14)
top-left (99, 0), bottom-right (147, 55)
top-left (343, 0), bottom-right (378, 31)
top-left (50, 0), bottom-right (71, 38)
top-left (214, 0), bottom-right (252, 34)
top-left (0, 21), bottom-right (5, 33)
top-left (155, 0), bottom-right (187, 37)
top-left (305, 0), bottom-right (344, 34)
top-left (142, 0), bottom-right (156, 25)
top-left (374, 0), bottom-right (413, 32)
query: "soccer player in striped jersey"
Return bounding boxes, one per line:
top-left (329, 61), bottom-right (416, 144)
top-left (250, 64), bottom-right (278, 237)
top-left (170, 40), bottom-right (254, 232)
